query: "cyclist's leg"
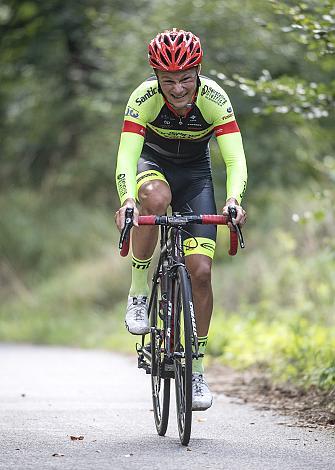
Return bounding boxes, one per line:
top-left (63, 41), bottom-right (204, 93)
top-left (173, 178), bottom-right (217, 338)
top-left (185, 254), bottom-right (213, 337)
top-left (130, 156), bottom-right (171, 294)
top-left (125, 156), bottom-right (172, 334)
top-left (132, 156), bottom-right (171, 255)
top-left (173, 178), bottom-right (216, 409)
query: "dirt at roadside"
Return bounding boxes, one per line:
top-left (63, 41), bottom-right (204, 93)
top-left (207, 362), bottom-right (335, 430)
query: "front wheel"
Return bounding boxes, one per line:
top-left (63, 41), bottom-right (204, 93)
top-left (150, 275), bottom-right (170, 436)
top-left (173, 266), bottom-right (194, 446)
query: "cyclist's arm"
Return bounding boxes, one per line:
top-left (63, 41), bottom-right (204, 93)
top-left (216, 129), bottom-right (247, 226)
top-left (212, 94), bottom-right (247, 204)
top-left (115, 130), bottom-right (145, 205)
top-left (115, 130), bottom-right (143, 230)
top-left (115, 80), bottom-right (160, 205)
top-left (215, 131), bottom-right (247, 205)
top-left (115, 129), bottom-right (143, 230)
top-left (199, 79), bottom-right (247, 205)
top-left (115, 87), bottom-right (149, 229)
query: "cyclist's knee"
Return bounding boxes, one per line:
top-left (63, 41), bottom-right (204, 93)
top-left (188, 257), bottom-right (212, 287)
top-left (139, 180), bottom-right (171, 214)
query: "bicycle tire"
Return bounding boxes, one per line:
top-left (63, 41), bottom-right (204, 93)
top-left (173, 266), bottom-right (193, 446)
top-left (150, 272), bottom-right (170, 436)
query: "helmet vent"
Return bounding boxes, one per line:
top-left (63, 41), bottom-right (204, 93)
top-left (176, 35), bottom-right (184, 46)
top-left (179, 51), bottom-right (187, 65)
top-left (165, 49), bottom-right (172, 62)
top-left (160, 55), bottom-right (169, 67)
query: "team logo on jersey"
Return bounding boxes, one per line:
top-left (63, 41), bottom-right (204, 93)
top-left (222, 113), bottom-right (234, 121)
top-left (135, 86), bottom-right (158, 106)
top-left (117, 173), bottom-right (127, 197)
top-left (240, 180), bottom-right (247, 200)
top-left (201, 85), bottom-right (227, 106)
top-left (227, 106), bottom-right (232, 113)
top-left (125, 106), bottom-right (139, 118)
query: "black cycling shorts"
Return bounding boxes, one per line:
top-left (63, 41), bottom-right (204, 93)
top-left (136, 146), bottom-right (217, 258)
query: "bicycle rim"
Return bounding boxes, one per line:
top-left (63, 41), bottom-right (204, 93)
top-left (174, 267), bottom-right (193, 446)
top-left (150, 276), bottom-right (170, 436)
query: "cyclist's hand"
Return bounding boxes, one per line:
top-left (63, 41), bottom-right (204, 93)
top-left (222, 198), bottom-right (247, 229)
top-left (115, 198), bottom-right (138, 232)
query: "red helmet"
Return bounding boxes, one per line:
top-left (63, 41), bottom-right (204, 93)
top-left (148, 28), bottom-right (203, 71)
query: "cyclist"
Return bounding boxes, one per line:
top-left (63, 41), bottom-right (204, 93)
top-left (115, 28), bottom-right (247, 411)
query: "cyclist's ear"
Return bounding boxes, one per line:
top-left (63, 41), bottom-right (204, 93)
top-left (196, 65), bottom-right (201, 88)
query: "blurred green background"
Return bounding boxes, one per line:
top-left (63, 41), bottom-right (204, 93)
top-left (0, 0), bottom-right (334, 392)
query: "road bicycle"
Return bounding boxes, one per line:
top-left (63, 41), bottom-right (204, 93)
top-left (119, 208), bottom-right (244, 446)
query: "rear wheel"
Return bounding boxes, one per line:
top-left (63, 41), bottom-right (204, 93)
top-left (150, 274), bottom-right (170, 436)
top-left (173, 266), bottom-right (193, 446)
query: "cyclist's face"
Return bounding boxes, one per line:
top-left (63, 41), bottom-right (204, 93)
top-left (157, 68), bottom-right (198, 112)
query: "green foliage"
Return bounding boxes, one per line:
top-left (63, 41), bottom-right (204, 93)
top-left (0, 190), bottom-right (113, 282)
top-left (319, 366), bottom-right (335, 389)
top-left (271, 0), bottom-right (335, 55)
top-left (0, 246), bottom-right (133, 350)
top-left (211, 1), bottom-right (335, 119)
top-left (213, 188), bottom-right (335, 322)
top-left (209, 311), bottom-right (335, 390)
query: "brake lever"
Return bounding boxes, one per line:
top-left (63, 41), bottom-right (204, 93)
top-left (119, 207), bottom-right (134, 249)
top-left (228, 205), bottom-right (245, 249)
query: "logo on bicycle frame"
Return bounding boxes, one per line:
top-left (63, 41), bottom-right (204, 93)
top-left (189, 301), bottom-right (197, 337)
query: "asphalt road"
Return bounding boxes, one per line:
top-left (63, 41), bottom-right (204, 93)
top-left (0, 344), bottom-right (334, 470)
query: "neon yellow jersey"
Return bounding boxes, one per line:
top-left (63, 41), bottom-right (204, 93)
top-left (116, 75), bottom-right (247, 205)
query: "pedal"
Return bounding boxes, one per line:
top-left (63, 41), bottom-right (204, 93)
top-left (137, 355), bottom-right (151, 374)
top-left (136, 343), bottom-right (151, 374)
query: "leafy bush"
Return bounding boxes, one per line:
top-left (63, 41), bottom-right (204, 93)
top-left (209, 311), bottom-right (335, 391)
top-left (0, 189), bottom-right (114, 283)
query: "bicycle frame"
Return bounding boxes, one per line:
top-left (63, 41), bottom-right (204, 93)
top-left (160, 223), bottom-right (199, 362)
top-left (138, 221), bottom-right (199, 376)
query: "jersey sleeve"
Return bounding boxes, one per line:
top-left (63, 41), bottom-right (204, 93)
top-left (115, 80), bottom-right (161, 204)
top-left (217, 132), bottom-right (247, 203)
top-left (199, 78), bottom-right (247, 203)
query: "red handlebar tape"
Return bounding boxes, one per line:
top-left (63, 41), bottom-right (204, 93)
top-left (120, 237), bottom-right (130, 257)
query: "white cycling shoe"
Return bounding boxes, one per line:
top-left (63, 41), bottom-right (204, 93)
top-left (192, 372), bottom-right (213, 411)
top-left (125, 295), bottom-right (150, 335)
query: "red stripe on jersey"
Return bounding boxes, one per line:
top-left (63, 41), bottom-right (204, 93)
top-left (122, 120), bottom-right (146, 137)
top-left (214, 120), bottom-right (240, 136)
